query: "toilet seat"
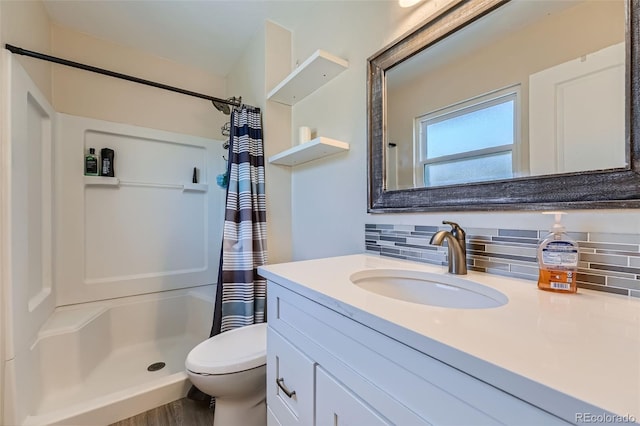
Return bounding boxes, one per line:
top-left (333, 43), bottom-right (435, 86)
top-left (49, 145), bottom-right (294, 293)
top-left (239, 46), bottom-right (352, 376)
top-left (186, 323), bottom-right (267, 375)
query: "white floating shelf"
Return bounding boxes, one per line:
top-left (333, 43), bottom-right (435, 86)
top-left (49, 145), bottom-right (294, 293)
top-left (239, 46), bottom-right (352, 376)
top-left (84, 176), bottom-right (119, 186)
top-left (269, 137), bottom-right (349, 166)
top-left (267, 50), bottom-right (349, 106)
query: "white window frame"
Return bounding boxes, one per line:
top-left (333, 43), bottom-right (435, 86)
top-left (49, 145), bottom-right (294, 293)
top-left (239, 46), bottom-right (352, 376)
top-left (413, 85), bottom-right (522, 187)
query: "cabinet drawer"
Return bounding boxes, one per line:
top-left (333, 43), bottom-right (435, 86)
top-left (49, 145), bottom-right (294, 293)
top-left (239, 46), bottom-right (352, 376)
top-left (267, 327), bottom-right (315, 426)
top-left (316, 366), bottom-right (390, 426)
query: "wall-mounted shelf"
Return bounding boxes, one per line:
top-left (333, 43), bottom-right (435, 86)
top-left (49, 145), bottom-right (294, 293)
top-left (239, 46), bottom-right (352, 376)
top-left (267, 50), bottom-right (349, 106)
top-left (84, 176), bottom-right (208, 192)
top-left (269, 137), bottom-right (349, 166)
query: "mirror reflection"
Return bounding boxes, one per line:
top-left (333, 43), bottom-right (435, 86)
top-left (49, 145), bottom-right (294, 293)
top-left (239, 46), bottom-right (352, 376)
top-left (386, 0), bottom-right (625, 190)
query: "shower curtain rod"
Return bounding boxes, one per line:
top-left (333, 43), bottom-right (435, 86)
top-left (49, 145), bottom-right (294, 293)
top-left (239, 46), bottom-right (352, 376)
top-left (5, 44), bottom-right (242, 110)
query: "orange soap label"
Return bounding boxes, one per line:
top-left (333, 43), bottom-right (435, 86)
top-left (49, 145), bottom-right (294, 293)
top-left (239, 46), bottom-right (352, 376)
top-left (538, 269), bottom-right (577, 293)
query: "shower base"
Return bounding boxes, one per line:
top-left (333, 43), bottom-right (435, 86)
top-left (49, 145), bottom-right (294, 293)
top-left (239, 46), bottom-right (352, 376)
top-left (15, 287), bottom-right (214, 426)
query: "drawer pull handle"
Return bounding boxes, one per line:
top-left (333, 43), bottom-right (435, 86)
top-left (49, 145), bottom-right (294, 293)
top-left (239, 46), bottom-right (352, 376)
top-left (276, 378), bottom-right (296, 398)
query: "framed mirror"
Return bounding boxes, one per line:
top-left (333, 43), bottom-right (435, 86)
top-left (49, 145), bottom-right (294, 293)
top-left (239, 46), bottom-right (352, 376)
top-left (367, 0), bottom-right (639, 212)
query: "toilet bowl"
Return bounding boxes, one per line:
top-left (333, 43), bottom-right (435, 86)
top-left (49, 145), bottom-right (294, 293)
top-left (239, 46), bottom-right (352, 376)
top-left (186, 323), bottom-right (268, 426)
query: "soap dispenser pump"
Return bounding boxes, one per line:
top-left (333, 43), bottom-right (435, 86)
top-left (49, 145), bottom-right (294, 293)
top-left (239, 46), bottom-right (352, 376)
top-left (537, 212), bottom-right (579, 293)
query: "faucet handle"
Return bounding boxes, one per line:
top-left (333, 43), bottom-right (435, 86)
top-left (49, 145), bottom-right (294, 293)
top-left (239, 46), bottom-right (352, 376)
top-left (442, 221), bottom-right (466, 240)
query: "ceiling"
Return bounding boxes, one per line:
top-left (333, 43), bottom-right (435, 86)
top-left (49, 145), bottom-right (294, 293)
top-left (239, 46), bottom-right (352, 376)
top-left (42, 0), bottom-right (320, 77)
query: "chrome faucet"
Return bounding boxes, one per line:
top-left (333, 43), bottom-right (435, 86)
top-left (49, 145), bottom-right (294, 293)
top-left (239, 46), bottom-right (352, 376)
top-left (430, 221), bottom-right (467, 275)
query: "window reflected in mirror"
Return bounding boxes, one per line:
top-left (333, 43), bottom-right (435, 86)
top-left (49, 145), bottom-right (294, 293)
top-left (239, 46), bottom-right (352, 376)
top-left (386, 0), bottom-right (625, 190)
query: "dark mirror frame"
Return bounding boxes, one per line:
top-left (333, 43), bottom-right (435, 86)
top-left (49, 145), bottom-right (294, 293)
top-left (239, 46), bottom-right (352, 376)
top-left (367, 0), bottom-right (639, 213)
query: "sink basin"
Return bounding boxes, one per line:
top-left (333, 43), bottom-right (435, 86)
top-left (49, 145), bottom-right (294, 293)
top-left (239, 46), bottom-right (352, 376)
top-left (350, 269), bottom-right (508, 309)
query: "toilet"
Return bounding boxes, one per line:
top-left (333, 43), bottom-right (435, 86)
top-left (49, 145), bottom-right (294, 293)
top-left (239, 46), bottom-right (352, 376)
top-left (186, 323), bottom-right (268, 426)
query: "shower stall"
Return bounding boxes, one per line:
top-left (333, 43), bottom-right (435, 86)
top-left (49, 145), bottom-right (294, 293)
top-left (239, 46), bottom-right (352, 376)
top-left (2, 49), bottom-right (234, 425)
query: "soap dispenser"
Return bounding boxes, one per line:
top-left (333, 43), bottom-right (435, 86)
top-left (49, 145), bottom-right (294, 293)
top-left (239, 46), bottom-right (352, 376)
top-left (537, 212), bottom-right (579, 293)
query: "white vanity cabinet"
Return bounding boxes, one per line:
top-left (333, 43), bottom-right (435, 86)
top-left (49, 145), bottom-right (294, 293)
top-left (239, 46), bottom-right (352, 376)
top-left (265, 281), bottom-right (571, 426)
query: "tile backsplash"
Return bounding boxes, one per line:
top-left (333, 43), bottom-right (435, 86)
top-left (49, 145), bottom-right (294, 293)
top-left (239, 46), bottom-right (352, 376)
top-left (365, 224), bottom-right (640, 298)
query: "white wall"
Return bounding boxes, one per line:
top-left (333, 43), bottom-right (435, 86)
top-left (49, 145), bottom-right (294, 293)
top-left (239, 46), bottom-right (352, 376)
top-left (51, 24), bottom-right (228, 140)
top-left (0, 0), bottom-right (52, 101)
top-left (227, 21), bottom-right (294, 264)
top-left (285, 1), bottom-right (640, 261)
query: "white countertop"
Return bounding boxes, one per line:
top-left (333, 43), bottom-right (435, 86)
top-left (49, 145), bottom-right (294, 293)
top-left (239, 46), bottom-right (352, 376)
top-left (259, 254), bottom-right (640, 421)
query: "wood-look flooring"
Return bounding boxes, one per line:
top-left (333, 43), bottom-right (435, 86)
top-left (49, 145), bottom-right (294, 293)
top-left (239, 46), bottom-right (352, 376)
top-left (110, 398), bottom-right (213, 426)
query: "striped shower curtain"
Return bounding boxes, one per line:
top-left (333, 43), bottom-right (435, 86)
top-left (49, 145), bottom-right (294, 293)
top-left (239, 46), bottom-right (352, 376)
top-left (212, 105), bottom-right (267, 335)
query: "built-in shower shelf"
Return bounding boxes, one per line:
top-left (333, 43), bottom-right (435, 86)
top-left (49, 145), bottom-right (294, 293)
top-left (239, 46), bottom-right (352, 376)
top-left (269, 137), bottom-right (349, 166)
top-left (182, 183), bottom-right (208, 192)
top-left (84, 176), bottom-right (120, 186)
top-left (84, 176), bottom-right (208, 192)
top-left (267, 50), bottom-right (349, 106)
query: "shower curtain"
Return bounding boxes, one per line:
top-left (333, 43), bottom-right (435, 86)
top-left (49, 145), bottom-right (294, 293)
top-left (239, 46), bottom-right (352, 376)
top-left (188, 104), bottom-right (266, 406)
top-left (212, 104), bottom-right (267, 335)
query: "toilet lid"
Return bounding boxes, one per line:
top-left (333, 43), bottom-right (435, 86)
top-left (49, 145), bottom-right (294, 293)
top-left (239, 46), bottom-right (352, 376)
top-left (186, 323), bottom-right (267, 375)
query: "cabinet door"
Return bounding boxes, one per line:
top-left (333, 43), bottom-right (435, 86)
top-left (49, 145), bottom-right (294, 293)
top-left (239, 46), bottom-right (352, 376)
top-left (316, 366), bottom-right (390, 426)
top-left (267, 327), bottom-right (315, 426)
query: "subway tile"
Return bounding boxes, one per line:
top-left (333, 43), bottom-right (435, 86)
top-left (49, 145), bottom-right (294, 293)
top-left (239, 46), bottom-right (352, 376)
top-left (413, 257), bottom-right (442, 267)
top-left (381, 247), bottom-right (401, 255)
top-left (393, 224), bottom-right (416, 232)
top-left (370, 224), bottom-right (395, 230)
top-left (490, 269), bottom-right (537, 282)
top-left (578, 282), bottom-right (629, 296)
top-left (396, 242), bottom-right (438, 251)
top-left (365, 224), bottom-right (377, 229)
top-left (540, 230), bottom-right (587, 241)
top-left (467, 235), bottom-right (493, 243)
top-left (382, 253), bottom-right (407, 261)
top-left (630, 290), bottom-right (640, 298)
top-left (467, 243), bottom-right (486, 251)
top-left (606, 277), bottom-right (640, 291)
top-left (420, 251), bottom-right (447, 262)
top-left (492, 236), bottom-right (539, 245)
top-left (566, 232), bottom-right (589, 242)
top-left (596, 249), bottom-right (640, 257)
top-left (399, 249), bottom-right (422, 258)
top-left (474, 259), bottom-right (510, 271)
top-left (576, 272), bottom-right (606, 285)
top-left (411, 231), bottom-right (437, 237)
top-left (415, 225), bottom-right (439, 232)
top-left (580, 253), bottom-right (629, 267)
top-left (369, 223), bottom-right (640, 297)
top-left (484, 244), bottom-right (537, 258)
top-left (498, 229), bottom-right (538, 238)
top-left (510, 264), bottom-right (539, 276)
top-left (589, 263), bottom-right (640, 276)
top-left (379, 235), bottom-right (406, 243)
top-left (589, 232), bottom-right (640, 245)
top-left (405, 236), bottom-right (434, 246)
top-left (465, 227), bottom-right (499, 237)
top-left (579, 241), bottom-right (640, 252)
top-left (484, 252), bottom-right (538, 263)
top-left (389, 230), bottom-right (414, 237)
